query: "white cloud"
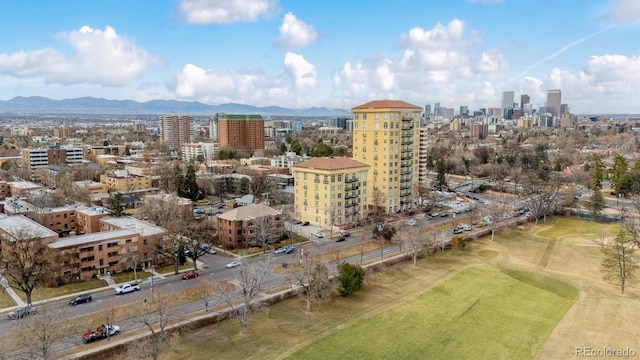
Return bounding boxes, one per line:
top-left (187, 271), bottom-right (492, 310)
top-left (284, 52), bottom-right (317, 89)
top-left (274, 12), bottom-right (317, 49)
top-left (400, 19), bottom-right (465, 49)
top-left (178, 0), bottom-right (278, 24)
top-left (0, 25), bottom-right (160, 86)
top-left (516, 54), bottom-right (640, 113)
top-left (173, 53), bottom-right (317, 106)
top-left (603, 0), bottom-right (640, 24)
top-left (332, 19), bottom-right (509, 109)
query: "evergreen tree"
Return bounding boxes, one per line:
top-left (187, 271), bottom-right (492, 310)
top-left (590, 189), bottom-right (605, 220)
top-left (337, 262), bottom-right (365, 297)
top-left (610, 154), bottom-right (628, 194)
top-left (107, 193), bottom-right (127, 217)
top-left (591, 155), bottom-right (604, 190)
top-left (434, 158), bottom-right (448, 191)
top-left (183, 164), bottom-right (199, 201)
top-left (174, 165), bottom-right (184, 193)
top-left (290, 140), bottom-right (302, 155)
top-left (279, 142), bottom-right (287, 154)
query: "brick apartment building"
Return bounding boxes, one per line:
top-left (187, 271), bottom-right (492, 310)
top-left (217, 203), bottom-right (283, 249)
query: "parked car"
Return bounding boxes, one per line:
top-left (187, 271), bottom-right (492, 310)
top-left (429, 212), bottom-right (439, 217)
top-left (69, 294), bottom-right (92, 305)
top-left (199, 243), bottom-right (216, 254)
top-left (217, 203), bottom-right (225, 209)
top-left (336, 237), bottom-right (346, 242)
top-left (453, 228), bottom-right (464, 234)
top-left (213, 210), bottom-right (224, 216)
top-left (8, 305), bottom-right (37, 320)
top-left (285, 245), bottom-right (296, 254)
top-left (274, 247), bottom-right (287, 254)
top-left (83, 324), bottom-right (121, 343)
top-left (226, 260), bottom-right (241, 268)
top-left (181, 270), bottom-right (199, 280)
top-left (340, 231), bottom-right (351, 237)
top-left (313, 231), bottom-right (325, 238)
top-left (194, 208), bottom-right (205, 215)
top-left (301, 221), bottom-right (310, 226)
top-left (115, 283), bottom-right (140, 295)
top-left (407, 219), bottom-right (417, 226)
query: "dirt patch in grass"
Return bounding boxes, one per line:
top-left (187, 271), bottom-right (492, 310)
top-left (477, 249), bottom-right (499, 258)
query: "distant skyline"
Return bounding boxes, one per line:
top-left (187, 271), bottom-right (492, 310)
top-left (1, 0), bottom-right (639, 114)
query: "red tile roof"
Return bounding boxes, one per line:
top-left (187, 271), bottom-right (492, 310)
top-left (293, 157), bottom-right (369, 171)
top-left (352, 100), bottom-right (421, 110)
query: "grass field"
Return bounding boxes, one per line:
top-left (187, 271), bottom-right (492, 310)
top-left (287, 266), bottom-right (577, 360)
top-left (147, 216), bottom-right (639, 360)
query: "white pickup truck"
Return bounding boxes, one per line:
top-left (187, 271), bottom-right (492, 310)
top-left (114, 283), bottom-right (140, 295)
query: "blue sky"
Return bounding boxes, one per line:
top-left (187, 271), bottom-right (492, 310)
top-left (1, 0), bottom-right (639, 113)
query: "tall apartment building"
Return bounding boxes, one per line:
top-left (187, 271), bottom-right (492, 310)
top-left (351, 100), bottom-right (421, 214)
top-left (292, 157), bottom-right (369, 228)
top-left (209, 116), bottom-right (219, 142)
top-left (418, 127), bottom-right (430, 184)
top-left (469, 123), bottom-right (489, 140)
top-left (160, 114), bottom-right (194, 153)
top-left (215, 114), bottom-right (265, 151)
top-left (547, 90), bottom-right (562, 118)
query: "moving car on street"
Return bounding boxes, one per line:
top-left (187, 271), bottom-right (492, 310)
top-left (226, 260), bottom-right (241, 268)
top-left (69, 294), bottom-right (92, 305)
top-left (181, 271), bottom-right (199, 280)
top-left (114, 283), bottom-right (140, 295)
top-left (314, 231), bottom-right (325, 238)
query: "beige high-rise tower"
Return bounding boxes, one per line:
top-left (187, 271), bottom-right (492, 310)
top-left (160, 114), bottom-right (194, 154)
top-left (351, 100), bottom-right (422, 214)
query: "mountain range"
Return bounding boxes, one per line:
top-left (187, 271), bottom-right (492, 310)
top-left (0, 96), bottom-right (346, 117)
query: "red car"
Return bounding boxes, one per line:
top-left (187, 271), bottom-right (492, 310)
top-left (181, 271), bottom-right (199, 280)
top-left (340, 231), bottom-right (351, 237)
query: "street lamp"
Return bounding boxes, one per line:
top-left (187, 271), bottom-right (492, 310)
top-left (133, 255), bottom-right (138, 283)
top-left (150, 265), bottom-right (155, 296)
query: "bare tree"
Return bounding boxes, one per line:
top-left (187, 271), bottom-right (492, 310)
top-left (1, 227), bottom-right (56, 305)
top-left (129, 288), bottom-right (182, 360)
top-left (137, 202), bottom-right (188, 275)
top-left (601, 229), bottom-right (636, 294)
top-left (182, 221), bottom-right (217, 271)
top-left (253, 215), bottom-right (274, 254)
top-left (285, 248), bottom-right (334, 312)
top-left (195, 277), bottom-right (217, 312)
top-left (12, 304), bottom-right (74, 360)
top-left (403, 222), bottom-right (434, 266)
top-left (212, 258), bottom-right (271, 335)
top-left (100, 299), bottom-right (118, 342)
top-left (483, 202), bottom-right (511, 241)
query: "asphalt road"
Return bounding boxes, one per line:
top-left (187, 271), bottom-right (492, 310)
top-left (2, 191), bottom-right (520, 356)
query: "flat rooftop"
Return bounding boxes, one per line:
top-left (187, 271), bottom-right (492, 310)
top-left (100, 217), bottom-right (165, 236)
top-left (0, 215), bottom-right (58, 239)
top-left (49, 229), bottom-right (138, 248)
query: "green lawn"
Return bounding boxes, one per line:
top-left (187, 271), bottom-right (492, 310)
top-left (287, 266), bottom-right (577, 360)
top-left (25, 278), bottom-right (109, 302)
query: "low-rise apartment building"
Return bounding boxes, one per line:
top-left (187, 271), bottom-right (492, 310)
top-left (3, 198), bottom-right (77, 237)
top-left (292, 157), bottom-right (369, 228)
top-left (100, 169), bottom-right (152, 193)
top-left (217, 203), bottom-right (283, 249)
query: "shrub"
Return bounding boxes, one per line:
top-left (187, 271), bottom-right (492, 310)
top-left (337, 262), bottom-right (365, 297)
